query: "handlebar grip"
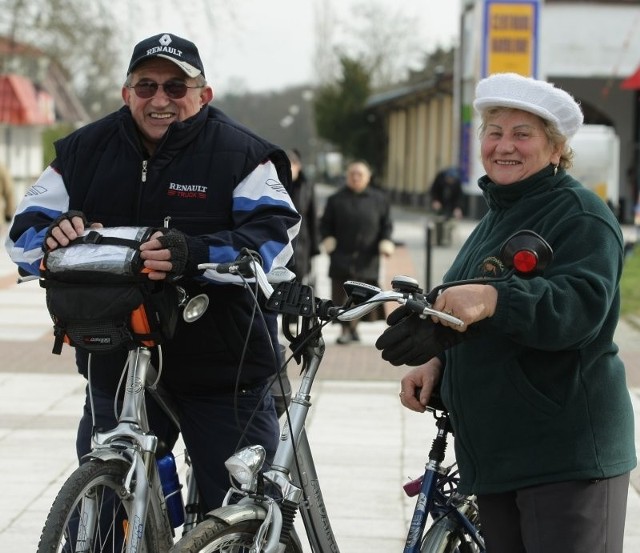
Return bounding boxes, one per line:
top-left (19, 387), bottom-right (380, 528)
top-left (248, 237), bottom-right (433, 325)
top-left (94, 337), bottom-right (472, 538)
top-left (214, 255), bottom-right (256, 277)
top-left (404, 296), bottom-right (465, 327)
top-left (404, 296), bottom-right (428, 314)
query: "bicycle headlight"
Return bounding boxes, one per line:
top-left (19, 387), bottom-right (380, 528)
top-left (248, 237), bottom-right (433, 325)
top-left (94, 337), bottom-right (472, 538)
top-left (183, 293), bottom-right (209, 323)
top-left (224, 445), bottom-right (266, 488)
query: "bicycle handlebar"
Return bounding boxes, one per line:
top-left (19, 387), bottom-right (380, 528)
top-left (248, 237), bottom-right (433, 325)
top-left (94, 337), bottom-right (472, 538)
top-left (197, 256), bottom-right (464, 327)
top-left (337, 289), bottom-right (464, 326)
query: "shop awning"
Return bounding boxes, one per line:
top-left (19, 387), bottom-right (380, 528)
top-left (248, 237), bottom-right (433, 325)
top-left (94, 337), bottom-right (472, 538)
top-left (0, 74), bottom-right (54, 125)
top-left (621, 65), bottom-right (640, 90)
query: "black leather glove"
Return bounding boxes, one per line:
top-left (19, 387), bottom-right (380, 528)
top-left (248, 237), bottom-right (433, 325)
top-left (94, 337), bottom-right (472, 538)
top-left (156, 229), bottom-right (189, 280)
top-left (375, 305), bottom-right (472, 367)
top-left (43, 210), bottom-right (88, 251)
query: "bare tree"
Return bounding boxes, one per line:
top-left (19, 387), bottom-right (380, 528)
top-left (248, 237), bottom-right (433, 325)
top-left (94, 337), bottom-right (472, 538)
top-left (346, 1), bottom-right (424, 87)
top-left (0, 0), bottom-right (233, 119)
top-left (0, 0), bottom-right (121, 117)
top-left (313, 0), bottom-right (424, 90)
top-left (312, 0), bottom-right (340, 85)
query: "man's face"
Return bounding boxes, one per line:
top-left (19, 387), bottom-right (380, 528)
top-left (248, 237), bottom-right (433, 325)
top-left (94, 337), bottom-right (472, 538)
top-left (122, 58), bottom-right (213, 152)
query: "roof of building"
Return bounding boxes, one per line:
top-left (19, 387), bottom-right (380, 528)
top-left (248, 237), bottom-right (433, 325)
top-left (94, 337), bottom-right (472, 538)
top-left (0, 36), bottom-right (88, 124)
top-left (0, 74), bottom-right (54, 125)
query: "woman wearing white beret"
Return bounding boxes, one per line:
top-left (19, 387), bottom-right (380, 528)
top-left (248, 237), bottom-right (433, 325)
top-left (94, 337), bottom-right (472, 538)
top-left (378, 73), bottom-right (636, 552)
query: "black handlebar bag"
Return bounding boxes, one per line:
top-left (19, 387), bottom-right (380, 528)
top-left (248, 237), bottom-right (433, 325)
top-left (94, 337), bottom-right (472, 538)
top-left (40, 227), bottom-right (179, 355)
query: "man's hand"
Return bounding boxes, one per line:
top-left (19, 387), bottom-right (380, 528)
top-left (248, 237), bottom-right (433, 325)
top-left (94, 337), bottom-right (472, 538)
top-left (399, 360), bottom-right (442, 413)
top-left (44, 211), bottom-right (103, 251)
top-left (139, 229), bottom-right (188, 281)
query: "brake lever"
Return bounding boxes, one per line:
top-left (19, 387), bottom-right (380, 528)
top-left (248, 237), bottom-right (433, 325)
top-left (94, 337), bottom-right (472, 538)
top-left (336, 290), bottom-right (403, 321)
top-left (393, 294), bottom-right (465, 327)
top-left (421, 307), bottom-right (464, 327)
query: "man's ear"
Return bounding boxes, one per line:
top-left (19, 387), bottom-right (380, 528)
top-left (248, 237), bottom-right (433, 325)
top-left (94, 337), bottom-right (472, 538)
top-left (201, 86), bottom-right (214, 105)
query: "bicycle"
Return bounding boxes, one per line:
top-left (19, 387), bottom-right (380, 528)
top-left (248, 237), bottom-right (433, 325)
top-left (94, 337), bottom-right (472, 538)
top-left (33, 286), bottom-right (207, 552)
top-left (32, 224), bottom-right (300, 553)
top-left (168, 229), bottom-right (553, 553)
top-left (27, 225), bottom-right (218, 553)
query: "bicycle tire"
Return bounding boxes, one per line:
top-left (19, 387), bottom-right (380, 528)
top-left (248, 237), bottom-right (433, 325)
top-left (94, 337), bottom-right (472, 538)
top-left (420, 502), bottom-right (483, 553)
top-left (170, 518), bottom-right (303, 553)
top-left (37, 458), bottom-right (171, 553)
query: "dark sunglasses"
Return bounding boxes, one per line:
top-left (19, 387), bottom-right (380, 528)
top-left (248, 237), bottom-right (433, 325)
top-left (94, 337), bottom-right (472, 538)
top-left (128, 79), bottom-right (204, 100)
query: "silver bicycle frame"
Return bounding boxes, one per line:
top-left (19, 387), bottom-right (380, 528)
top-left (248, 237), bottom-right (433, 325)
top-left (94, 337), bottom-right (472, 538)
top-left (259, 335), bottom-right (342, 553)
top-left (79, 347), bottom-right (198, 550)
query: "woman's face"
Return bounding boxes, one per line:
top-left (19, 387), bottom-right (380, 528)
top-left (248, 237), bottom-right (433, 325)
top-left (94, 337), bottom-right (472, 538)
top-left (480, 109), bottom-right (562, 185)
top-left (346, 162), bottom-right (371, 193)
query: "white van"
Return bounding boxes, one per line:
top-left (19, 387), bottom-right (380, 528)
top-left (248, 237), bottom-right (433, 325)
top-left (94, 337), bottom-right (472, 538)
top-left (569, 124), bottom-right (620, 211)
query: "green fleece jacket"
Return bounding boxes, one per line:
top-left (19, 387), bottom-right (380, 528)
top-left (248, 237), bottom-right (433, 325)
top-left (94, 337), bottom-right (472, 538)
top-left (441, 164), bottom-right (637, 495)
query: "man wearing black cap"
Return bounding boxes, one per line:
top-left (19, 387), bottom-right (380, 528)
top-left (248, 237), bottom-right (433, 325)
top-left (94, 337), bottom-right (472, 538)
top-left (6, 32), bottom-right (301, 516)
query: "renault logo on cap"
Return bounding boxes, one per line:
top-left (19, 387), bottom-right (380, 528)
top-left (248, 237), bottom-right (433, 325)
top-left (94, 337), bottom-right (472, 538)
top-left (159, 34), bottom-right (172, 47)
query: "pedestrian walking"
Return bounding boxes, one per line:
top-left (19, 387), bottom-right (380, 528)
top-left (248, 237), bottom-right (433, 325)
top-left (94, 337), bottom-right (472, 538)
top-left (287, 148), bottom-right (320, 286)
top-left (320, 160), bottom-right (394, 344)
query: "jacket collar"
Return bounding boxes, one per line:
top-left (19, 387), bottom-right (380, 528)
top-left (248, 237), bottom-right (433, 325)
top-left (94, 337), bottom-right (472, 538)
top-left (479, 164), bottom-right (562, 210)
top-left (119, 105), bottom-right (209, 158)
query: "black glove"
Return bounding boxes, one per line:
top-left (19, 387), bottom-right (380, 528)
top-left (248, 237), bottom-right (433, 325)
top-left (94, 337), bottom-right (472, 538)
top-left (375, 305), bottom-right (472, 367)
top-left (156, 228), bottom-right (189, 280)
top-left (43, 210), bottom-right (88, 251)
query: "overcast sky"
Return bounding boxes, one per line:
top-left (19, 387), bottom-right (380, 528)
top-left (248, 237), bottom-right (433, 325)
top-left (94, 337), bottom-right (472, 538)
top-left (112, 0), bottom-right (461, 94)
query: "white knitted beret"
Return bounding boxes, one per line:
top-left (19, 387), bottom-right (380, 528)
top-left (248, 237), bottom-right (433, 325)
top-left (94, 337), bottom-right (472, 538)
top-left (473, 73), bottom-right (584, 139)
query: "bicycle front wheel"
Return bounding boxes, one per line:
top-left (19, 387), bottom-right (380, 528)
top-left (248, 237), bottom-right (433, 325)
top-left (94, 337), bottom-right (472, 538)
top-left (420, 501), bottom-right (483, 553)
top-left (37, 459), bottom-right (170, 553)
top-left (170, 518), bottom-right (303, 553)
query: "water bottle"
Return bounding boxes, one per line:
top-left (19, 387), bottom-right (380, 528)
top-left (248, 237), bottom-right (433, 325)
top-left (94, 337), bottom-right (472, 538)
top-left (156, 452), bottom-right (185, 528)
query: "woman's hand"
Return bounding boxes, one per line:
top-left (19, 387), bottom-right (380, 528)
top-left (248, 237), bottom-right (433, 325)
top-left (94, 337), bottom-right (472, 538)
top-left (399, 359), bottom-right (442, 413)
top-left (432, 284), bottom-right (497, 331)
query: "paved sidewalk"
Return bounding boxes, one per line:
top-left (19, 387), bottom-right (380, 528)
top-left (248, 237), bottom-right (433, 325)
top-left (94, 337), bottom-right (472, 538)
top-left (1, 204), bottom-right (639, 551)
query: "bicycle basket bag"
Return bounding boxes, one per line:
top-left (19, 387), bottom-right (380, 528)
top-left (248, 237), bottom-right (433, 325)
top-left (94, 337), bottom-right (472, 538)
top-left (40, 226), bottom-right (180, 355)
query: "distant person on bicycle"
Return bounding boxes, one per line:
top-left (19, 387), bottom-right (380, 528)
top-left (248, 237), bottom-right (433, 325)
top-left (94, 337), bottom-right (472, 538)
top-left (5, 33), bottom-right (300, 512)
top-left (377, 73), bottom-right (636, 553)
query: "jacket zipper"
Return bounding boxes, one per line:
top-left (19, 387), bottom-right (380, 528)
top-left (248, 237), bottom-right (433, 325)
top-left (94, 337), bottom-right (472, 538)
top-left (136, 159), bottom-right (148, 224)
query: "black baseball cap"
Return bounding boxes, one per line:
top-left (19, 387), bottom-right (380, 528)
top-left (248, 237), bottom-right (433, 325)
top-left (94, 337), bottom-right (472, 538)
top-left (127, 33), bottom-right (205, 78)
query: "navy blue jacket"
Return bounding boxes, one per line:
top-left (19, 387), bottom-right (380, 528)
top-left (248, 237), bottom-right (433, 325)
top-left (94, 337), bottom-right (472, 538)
top-left (7, 105), bottom-right (300, 394)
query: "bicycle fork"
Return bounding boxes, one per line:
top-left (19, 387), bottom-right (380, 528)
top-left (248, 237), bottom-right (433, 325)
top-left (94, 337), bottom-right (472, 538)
top-left (404, 415), bottom-right (450, 553)
top-left (79, 348), bottom-right (164, 552)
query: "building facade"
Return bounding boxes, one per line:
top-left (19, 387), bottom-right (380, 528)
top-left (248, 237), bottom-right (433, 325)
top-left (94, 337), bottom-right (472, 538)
top-left (368, 0), bottom-right (640, 222)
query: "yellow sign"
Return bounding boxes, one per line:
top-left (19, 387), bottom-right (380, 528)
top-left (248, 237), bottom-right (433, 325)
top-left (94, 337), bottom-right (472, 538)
top-left (484, 1), bottom-right (538, 77)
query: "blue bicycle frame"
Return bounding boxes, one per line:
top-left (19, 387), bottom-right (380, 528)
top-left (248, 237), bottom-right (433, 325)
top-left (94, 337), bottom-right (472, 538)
top-left (403, 410), bottom-right (485, 553)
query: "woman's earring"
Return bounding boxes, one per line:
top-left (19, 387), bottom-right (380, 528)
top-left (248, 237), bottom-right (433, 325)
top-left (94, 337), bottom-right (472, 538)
top-left (553, 164), bottom-right (558, 176)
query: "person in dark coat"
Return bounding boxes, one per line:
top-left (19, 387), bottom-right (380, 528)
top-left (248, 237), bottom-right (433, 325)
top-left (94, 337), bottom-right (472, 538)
top-left (320, 160), bottom-right (394, 344)
top-left (0, 161), bottom-right (15, 225)
top-left (380, 73), bottom-right (636, 553)
top-left (6, 33), bottom-right (300, 517)
top-left (287, 149), bottom-right (320, 285)
top-left (430, 166), bottom-right (464, 219)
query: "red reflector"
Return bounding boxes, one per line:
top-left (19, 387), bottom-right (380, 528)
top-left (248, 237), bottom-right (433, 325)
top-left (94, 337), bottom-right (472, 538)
top-left (513, 250), bottom-right (537, 273)
top-left (403, 475), bottom-right (423, 497)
